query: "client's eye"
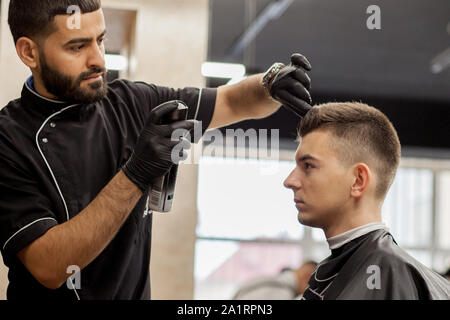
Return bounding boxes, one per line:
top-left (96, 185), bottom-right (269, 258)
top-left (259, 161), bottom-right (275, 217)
top-left (304, 162), bottom-right (314, 170)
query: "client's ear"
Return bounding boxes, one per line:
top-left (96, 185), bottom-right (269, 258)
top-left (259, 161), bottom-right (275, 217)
top-left (350, 163), bottom-right (371, 198)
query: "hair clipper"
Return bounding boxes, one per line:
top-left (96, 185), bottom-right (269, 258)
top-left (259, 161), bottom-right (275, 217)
top-left (148, 101), bottom-right (188, 212)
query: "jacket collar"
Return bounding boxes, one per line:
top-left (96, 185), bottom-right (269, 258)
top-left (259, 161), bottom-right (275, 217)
top-left (21, 76), bottom-right (81, 117)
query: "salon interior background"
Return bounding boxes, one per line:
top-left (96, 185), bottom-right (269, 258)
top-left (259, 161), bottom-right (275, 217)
top-left (0, 0), bottom-right (449, 300)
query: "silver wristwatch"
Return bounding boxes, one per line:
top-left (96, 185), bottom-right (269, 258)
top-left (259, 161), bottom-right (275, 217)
top-left (262, 62), bottom-right (285, 92)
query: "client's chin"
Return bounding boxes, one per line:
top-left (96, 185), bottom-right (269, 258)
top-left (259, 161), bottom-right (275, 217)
top-left (297, 212), bottom-right (320, 228)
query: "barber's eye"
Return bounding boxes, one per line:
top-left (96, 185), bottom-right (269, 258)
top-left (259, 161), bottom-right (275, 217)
top-left (72, 45), bottom-right (84, 52)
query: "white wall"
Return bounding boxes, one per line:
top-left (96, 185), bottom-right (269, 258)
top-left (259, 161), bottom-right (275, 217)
top-left (0, 0), bottom-right (30, 106)
top-left (0, 0), bottom-right (209, 299)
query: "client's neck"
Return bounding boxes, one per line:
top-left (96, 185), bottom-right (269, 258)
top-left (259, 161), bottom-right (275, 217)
top-left (323, 200), bottom-right (382, 239)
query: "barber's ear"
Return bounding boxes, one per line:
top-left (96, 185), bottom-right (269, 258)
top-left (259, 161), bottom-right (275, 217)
top-left (350, 163), bottom-right (371, 198)
top-left (16, 37), bottom-right (40, 69)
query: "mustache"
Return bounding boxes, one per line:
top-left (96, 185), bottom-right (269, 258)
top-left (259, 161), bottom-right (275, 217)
top-left (79, 67), bottom-right (107, 81)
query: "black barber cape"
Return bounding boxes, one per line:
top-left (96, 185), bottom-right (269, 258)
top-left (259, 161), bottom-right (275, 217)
top-left (302, 229), bottom-right (450, 300)
top-left (0, 78), bottom-right (216, 300)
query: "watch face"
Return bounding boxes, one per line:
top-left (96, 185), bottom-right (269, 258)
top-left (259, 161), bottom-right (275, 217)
top-left (263, 63), bottom-right (284, 89)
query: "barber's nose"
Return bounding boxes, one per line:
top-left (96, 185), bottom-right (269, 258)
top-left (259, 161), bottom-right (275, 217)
top-left (284, 168), bottom-right (301, 190)
top-left (87, 44), bottom-right (105, 69)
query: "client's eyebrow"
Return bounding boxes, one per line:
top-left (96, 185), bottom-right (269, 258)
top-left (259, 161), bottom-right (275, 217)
top-left (64, 30), bottom-right (107, 46)
top-left (297, 154), bottom-right (319, 163)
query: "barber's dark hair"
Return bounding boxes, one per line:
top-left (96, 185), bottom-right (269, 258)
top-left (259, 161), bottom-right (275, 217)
top-left (299, 102), bottom-right (401, 199)
top-left (8, 0), bottom-right (102, 44)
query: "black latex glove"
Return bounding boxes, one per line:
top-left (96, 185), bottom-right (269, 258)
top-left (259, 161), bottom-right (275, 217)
top-left (269, 53), bottom-right (313, 117)
top-left (123, 101), bottom-right (196, 192)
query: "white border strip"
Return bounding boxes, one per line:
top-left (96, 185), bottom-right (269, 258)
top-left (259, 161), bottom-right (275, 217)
top-left (25, 81), bottom-right (67, 104)
top-left (2, 217), bottom-right (58, 251)
top-left (194, 88), bottom-right (203, 120)
top-left (36, 105), bottom-right (79, 221)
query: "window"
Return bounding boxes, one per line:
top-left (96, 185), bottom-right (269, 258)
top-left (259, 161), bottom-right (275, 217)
top-left (384, 169), bottom-right (433, 245)
top-left (436, 170), bottom-right (450, 270)
top-left (195, 239), bottom-right (303, 300)
top-left (196, 157), bottom-right (303, 240)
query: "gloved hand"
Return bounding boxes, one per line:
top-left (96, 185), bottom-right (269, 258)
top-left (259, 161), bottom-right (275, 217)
top-left (268, 53), bottom-right (313, 117)
top-left (123, 101), bottom-right (196, 192)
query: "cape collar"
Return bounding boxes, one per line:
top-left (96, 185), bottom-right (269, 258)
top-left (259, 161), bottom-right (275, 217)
top-left (326, 222), bottom-right (389, 251)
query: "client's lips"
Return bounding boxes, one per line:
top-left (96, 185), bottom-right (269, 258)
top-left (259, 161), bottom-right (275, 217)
top-left (294, 199), bottom-right (305, 205)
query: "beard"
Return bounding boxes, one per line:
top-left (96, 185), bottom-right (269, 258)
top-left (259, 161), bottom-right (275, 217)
top-left (38, 52), bottom-right (108, 104)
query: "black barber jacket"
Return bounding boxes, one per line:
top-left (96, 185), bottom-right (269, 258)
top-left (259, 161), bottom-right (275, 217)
top-left (0, 79), bottom-right (216, 300)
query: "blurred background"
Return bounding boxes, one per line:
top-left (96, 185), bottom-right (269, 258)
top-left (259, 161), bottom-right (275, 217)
top-left (0, 0), bottom-right (449, 299)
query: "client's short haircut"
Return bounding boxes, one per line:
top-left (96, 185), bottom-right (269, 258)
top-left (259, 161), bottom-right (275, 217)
top-left (299, 102), bottom-right (401, 199)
